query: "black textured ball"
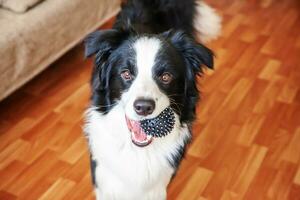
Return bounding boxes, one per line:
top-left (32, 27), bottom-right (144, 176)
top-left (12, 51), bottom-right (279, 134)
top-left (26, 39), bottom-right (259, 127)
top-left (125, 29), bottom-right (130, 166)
top-left (140, 107), bottom-right (175, 138)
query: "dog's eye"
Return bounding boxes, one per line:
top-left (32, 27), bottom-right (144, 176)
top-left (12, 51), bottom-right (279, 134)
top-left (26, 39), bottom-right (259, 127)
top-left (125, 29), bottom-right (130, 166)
top-left (121, 69), bottom-right (133, 81)
top-left (160, 72), bottom-right (172, 84)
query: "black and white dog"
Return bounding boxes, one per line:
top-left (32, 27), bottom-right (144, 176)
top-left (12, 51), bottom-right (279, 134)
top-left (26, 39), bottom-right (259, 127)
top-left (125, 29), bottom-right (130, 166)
top-left (84, 0), bottom-right (221, 199)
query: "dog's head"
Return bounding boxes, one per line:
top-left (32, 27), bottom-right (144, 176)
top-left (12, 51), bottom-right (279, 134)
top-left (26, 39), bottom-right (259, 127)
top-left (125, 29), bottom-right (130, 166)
top-left (85, 29), bottom-right (213, 147)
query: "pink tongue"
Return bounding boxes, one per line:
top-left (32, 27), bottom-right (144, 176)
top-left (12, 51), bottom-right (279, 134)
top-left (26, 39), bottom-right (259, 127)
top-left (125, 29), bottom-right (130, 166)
top-left (131, 121), bottom-right (147, 141)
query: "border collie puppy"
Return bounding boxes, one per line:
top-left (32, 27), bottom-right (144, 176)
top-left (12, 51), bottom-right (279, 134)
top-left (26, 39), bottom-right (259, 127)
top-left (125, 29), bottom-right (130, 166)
top-left (84, 0), bottom-right (221, 199)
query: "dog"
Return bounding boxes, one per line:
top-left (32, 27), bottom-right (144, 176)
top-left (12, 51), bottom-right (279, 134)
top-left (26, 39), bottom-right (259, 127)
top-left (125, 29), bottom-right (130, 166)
top-left (84, 0), bottom-right (221, 199)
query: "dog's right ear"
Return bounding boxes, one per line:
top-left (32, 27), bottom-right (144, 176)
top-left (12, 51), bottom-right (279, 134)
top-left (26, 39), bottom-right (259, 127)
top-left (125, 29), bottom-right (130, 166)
top-left (162, 30), bottom-right (214, 74)
top-left (84, 29), bottom-right (129, 61)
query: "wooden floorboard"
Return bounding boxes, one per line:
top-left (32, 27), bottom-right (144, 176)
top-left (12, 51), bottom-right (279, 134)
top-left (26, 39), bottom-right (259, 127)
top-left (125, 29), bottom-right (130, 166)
top-left (0, 0), bottom-right (299, 199)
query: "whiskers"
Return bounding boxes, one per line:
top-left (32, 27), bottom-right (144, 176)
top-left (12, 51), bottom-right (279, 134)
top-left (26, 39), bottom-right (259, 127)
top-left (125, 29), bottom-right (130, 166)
top-left (95, 102), bottom-right (118, 109)
top-left (167, 94), bottom-right (183, 116)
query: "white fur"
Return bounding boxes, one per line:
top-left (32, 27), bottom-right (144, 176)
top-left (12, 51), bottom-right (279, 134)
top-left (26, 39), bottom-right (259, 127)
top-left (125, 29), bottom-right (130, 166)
top-left (85, 106), bottom-right (190, 200)
top-left (194, 1), bottom-right (222, 42)
top-left (84, 37), bottom-right (191, 200)
top-left (122, 37), bottom-right (170, 121)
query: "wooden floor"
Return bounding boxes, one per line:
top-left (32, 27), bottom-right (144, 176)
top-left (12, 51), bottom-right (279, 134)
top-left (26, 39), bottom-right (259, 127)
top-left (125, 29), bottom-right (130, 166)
top-left (0, 0), bottom-right (300, 199)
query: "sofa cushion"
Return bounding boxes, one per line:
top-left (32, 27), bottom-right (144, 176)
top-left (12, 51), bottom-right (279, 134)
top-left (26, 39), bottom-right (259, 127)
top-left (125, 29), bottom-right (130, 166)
top-left (0, 0), bottom-right (45, 13)
top-left (0, 0), bottom-right (120, 101)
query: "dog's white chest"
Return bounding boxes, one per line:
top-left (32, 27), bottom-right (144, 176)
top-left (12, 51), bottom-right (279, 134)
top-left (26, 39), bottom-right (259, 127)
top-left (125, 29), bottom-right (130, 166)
top-left (94, 147), bottom-right (173, 200)
top-left (85, 105), bottom-right (190, 200)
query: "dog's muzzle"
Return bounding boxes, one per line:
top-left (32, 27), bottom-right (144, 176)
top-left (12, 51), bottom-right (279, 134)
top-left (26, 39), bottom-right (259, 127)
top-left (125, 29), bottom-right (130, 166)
top-left (126, 107), bottom-right (175, 147)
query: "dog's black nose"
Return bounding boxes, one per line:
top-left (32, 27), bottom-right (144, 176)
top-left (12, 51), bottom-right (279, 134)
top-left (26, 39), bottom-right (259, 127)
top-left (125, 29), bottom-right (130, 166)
top-left (134, 99), bottom-right (155, 116)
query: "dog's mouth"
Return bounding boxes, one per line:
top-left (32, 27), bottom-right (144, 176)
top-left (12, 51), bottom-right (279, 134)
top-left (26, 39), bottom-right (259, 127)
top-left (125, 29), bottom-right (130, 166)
top-left (125, 107), bottom-right (176, 147)
top-left (125, 116), bottom-right (153, 147)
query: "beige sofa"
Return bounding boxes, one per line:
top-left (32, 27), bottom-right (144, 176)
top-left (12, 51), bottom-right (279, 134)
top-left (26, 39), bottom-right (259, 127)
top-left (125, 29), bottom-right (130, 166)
top-left (0, 0), bottom-right (120, 101)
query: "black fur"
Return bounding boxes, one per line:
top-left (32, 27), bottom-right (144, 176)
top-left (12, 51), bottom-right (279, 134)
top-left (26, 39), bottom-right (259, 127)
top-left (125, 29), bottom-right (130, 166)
top-left (168, 129), bottom-right (192, 169)
top-left (90, 156), bottom-right (98, 187)
top-left (114, 0), bottom-right (196, 35)
top-left (161, 30), bottom-right (213, 122)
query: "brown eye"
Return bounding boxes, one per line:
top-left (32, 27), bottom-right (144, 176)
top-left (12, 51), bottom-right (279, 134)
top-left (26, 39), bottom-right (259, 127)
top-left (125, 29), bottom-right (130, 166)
top-left (160, 72), bottom-right (172, 84)
top-left (121, 70), bottom-right (132, 80)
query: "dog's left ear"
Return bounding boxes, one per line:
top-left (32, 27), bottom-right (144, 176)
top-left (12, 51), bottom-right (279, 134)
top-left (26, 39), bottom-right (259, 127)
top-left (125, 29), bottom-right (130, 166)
top-left (162, 30), bottom-right (214, 74)
top-left (84, 29), bottom-right (129, 61)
